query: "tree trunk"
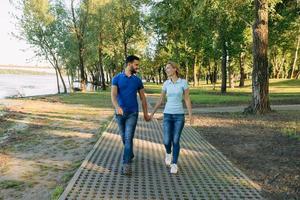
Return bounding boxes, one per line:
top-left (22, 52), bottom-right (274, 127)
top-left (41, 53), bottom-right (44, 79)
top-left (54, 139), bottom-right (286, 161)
top-left (290, 33), bottom-right (300, 79)
top-left (247, 0), bottom-right (271, 114)
top-left (228, 59), bottom-right (235, 88)
top-left (229, 68), bottom-right (235, 88)
top-left (163, 67), bottom-right (167, 81)
top-left (221, 41), bottom-right (227, 94)
top-left (274, 55), bottom-right (280, 79)
top-left (280, 54), bottom-right (286, 78)
top-left (185, 62), bottom-right (189, 81)
top-left (98, 33), bottom-right (106, 90)
top-left (124, 41), bottom-right (128, 61)
top-left (208, 61), bottom-right (213, 84)
top-left (212, 59), bottom-right (218, 90)
top-left (78, 43), bottom-right (86, 91)
top-left (71, 0), bottom-right (87, 91)
top-left (50, 54), bottom-right (67, 94)
top-left (296, 71), bottom-right (300, 79)
top-left (106, 71), bottom-right (109, 84)
top-left (54, 68), bottom-right (60, 94)
top-left (158, 66), bottom-right (162, 84)
top-left (56, 64), bottom-right (67, 94)
top-left (67, 69), bottom-right (73, 93)
top-left (193, 55), bottom-right (199, 86)
top-left (120, 13), bottom-right (128, 61)
top-left (239, 52), bottom-right (246, 87)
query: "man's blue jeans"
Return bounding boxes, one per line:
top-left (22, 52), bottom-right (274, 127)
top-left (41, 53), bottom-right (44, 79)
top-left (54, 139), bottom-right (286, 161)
top-left (115, 112), bottom-right (139, 164)
top-left (163, 113), bottom-right (185, 164)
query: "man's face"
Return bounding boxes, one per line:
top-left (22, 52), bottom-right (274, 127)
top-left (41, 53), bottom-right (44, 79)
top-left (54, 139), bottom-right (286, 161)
top-left (128, 60), bottom-right (140, 74)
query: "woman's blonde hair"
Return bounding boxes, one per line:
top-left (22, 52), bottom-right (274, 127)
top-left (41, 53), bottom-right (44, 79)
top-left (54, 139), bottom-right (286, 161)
top-left (166, 61), bottom-right (180, 77)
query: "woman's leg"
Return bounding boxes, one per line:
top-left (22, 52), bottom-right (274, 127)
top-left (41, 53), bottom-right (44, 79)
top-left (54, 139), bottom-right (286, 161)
top-left (172, 114), bottom-right (185, 164)
top-left (163, 114), bottom-right (173, 154)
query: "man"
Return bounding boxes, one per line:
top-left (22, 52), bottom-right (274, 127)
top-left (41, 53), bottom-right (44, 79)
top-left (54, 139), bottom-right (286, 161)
top-left (111, 55), bottom-right (150, 175)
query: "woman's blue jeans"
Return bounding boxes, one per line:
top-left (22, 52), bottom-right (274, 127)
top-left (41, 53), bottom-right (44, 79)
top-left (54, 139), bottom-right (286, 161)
top-left (163, 113), bottom-right (185, 164)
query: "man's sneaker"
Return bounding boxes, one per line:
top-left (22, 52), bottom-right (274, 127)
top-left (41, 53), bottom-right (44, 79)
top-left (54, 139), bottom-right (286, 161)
top-left (165, 153), bottom-right (172, 166)
top-left (121, 164), bottom-right (132, 176)
top-left (170, 164), bottom-right (178, 174)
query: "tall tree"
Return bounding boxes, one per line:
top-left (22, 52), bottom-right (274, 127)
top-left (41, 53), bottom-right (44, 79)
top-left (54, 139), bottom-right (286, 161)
top-left (15, 0), bottom-right (68, 93)
top-left (248, 0), bottom-right (271, 114)
top-left (70, 0), bottom-right (90, 91)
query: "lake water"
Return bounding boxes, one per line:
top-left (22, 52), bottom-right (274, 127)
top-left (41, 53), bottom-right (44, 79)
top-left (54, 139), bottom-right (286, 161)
top-left (0, 74), bottom-right (70, 98)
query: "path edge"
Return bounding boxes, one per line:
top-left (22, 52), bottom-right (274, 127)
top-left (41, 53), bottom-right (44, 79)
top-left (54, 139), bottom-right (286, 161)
top-left (58, 118), bottom-right (114, 200)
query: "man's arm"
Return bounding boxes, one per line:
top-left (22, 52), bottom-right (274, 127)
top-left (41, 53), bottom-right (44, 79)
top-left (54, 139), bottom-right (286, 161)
top-left (138, 88), bottom-right (150, 121)
top-left (151, 91), bottom-right (165, 118)
top-left (111, 85), bottom-right (123, 115)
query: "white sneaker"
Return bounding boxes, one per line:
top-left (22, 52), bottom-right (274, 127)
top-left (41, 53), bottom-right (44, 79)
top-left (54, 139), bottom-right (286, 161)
top-left (170, 164), bottom-right (178, 174)
top-left (165, 153), bottom-right (171, 166)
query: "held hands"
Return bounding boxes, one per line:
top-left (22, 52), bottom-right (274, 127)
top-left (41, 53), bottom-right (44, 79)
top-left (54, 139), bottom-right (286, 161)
top-left (144, 113), bottom-right (151, 121)
top-left (144, 113), bottom-right (155, 122)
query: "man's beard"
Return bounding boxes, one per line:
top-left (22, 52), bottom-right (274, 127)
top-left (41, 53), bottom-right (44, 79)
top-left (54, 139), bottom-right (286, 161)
top-left (130, 66), bottom-right (137, 74)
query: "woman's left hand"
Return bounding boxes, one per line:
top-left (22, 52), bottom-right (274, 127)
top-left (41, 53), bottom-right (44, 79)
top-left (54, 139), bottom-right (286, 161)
top-left (189, 115), bottom-right (194, 126)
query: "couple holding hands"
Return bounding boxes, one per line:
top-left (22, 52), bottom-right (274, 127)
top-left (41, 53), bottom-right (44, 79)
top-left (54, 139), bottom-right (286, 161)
top-left (111, 55), bottom-right (193, 175)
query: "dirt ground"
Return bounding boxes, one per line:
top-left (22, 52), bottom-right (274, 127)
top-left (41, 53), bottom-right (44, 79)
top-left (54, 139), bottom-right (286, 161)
top-left (194, 111), bottom-right (300, 200)
top-left (0, 96), bottom-right (113, 200)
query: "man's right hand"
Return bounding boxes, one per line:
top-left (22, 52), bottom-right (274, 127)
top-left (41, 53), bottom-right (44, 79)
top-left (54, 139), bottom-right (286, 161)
top-left (116, 107), bottom-right (123, 115)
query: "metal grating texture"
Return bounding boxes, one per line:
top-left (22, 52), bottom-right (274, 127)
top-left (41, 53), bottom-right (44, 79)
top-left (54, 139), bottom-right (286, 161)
top-left (59, 113), bottom-right (263, 200)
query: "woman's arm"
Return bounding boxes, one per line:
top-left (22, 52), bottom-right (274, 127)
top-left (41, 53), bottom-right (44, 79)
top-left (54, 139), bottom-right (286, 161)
top-left (151, 91), bottom-right (166, 118)
top-left (184, 88), bottom-right (194, 125)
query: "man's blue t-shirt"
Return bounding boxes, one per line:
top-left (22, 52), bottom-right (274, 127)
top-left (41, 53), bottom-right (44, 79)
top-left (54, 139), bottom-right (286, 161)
top-left (112, 72), bottom-right (144, 113)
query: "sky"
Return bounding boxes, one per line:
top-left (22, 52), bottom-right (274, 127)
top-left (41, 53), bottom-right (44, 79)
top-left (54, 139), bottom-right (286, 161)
top-left (0, 0), bottom-right (49, 66)
top-left (0, 0), bottom-right (153, 66)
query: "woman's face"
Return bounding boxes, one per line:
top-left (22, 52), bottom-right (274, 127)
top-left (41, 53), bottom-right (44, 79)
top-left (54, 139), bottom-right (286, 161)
top-left (165, 64), bottom-right (176, 77)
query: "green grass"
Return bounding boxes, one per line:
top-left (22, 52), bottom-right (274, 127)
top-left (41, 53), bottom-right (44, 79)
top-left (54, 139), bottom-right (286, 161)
top-left (51, 185), bottom-right (64, 200)
top-left (0, 180), bottom-right (26, 190)
top-left (57, 91), bottom-right (112, 108)
top-left (282, 121), bottom-right (299, 141)
top-left (145, 79), bottom-right (300, 106)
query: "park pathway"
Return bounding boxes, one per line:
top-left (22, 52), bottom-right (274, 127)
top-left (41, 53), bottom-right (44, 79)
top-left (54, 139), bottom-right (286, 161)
top-left (59, 111), bottom-right (264, 199)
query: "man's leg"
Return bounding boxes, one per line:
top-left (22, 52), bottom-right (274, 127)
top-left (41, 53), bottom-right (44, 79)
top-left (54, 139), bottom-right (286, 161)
top-left (123, 112), bottom-right (138, 165)
top-left (115, 114), bottom-right (126, 145)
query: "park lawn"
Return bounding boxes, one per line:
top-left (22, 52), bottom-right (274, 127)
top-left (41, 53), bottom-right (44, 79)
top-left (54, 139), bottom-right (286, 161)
top-left (144, 79), bottom-right (300, 106)
top-left (56, 91), bottom-right (112, 108)
top-left (0, 92), bottom-right (113, 200)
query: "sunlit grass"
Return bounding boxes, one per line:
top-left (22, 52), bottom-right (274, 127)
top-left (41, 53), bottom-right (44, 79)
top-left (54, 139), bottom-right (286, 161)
top-left (145, 79), bottom-right (300, 106)
top-left (57, 91), bottom-right (112, 108)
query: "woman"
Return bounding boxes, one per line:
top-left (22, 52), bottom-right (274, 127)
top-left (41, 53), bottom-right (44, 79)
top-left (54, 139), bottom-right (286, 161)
top-left (150, 61), bottom-right (193, 174)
